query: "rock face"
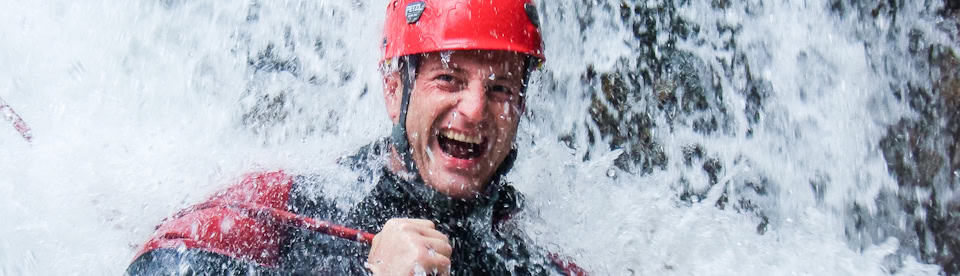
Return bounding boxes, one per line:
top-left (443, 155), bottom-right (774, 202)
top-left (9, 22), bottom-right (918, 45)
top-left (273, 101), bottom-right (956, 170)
top-left (581, 1), bottom-right (960, 274)
top-left (874, 38), bottom-right (960, 276)
top-left (931, 44), bottom-right (960, 274)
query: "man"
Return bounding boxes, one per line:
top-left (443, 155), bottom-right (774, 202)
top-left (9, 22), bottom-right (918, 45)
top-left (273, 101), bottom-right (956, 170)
top-left (126, 0), bottom-right (584, 274)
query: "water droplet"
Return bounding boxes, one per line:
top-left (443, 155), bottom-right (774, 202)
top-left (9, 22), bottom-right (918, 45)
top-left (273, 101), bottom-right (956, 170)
top-left (413, 264), bottom-right (427, 276)
top-left (220, 217), bottom-right (235, 233)
top-left (440, 51), bottom-right (452, 68)
top-left (425, 146), bottom-right (434, 161)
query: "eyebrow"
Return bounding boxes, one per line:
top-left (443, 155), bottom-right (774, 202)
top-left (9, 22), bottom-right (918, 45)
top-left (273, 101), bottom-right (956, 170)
top-left (429, 66), bottom-right (521, 80)
top-left (488, 74), bottom-right (520, 83)
top-left (431, 66), bottom-right (466, 74)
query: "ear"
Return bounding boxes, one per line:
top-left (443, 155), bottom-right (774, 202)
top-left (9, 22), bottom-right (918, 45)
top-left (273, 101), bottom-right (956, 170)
top-left (382, 71), bottom-right (402, 124)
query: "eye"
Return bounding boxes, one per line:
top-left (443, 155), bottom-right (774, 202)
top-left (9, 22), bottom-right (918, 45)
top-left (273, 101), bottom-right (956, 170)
top-left (433, 74), bottom-right (460, 91)
top-left (489, 84), bottom-right (509, 93)
top-left (436, 74), bottom-right (454, 83)
top-left (486, 84), bottom-right (516, 100)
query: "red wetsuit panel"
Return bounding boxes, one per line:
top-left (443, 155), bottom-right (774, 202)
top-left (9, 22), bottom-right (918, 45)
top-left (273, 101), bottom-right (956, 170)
top-left (132, 171), bottom-right (294, 267)
top-left (549, 253), bottom-right (589, 276)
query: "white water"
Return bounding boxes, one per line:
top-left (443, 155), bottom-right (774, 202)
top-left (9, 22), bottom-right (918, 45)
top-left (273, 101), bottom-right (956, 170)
top-left (0, 0), bottom-right (952, 275)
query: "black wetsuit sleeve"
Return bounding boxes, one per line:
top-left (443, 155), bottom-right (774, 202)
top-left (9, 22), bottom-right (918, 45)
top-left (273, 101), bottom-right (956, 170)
top-left (125, 248), bottom-right (283, 276)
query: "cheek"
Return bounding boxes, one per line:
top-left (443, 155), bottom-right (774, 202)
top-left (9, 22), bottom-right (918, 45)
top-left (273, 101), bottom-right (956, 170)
top-left (408, 96), bottom-right (452, 136)
top-left (492, 102), bottom-right (521, 124)
top-left (492, 109), bottom-right (521, 141)
top-left (403, 103), bottom-right (429, 141)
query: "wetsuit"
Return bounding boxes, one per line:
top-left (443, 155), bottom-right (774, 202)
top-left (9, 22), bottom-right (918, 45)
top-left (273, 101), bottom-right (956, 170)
top-left (126, 140), bottom-right (584, 275)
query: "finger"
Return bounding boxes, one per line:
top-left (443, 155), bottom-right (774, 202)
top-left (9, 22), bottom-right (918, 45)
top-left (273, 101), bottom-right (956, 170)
top-left (404, 218), bottom-right (436, 229)
top-left (383, 218), bottom-right (433, 230)
top-left (383, 218), bottom-right (426, 229)
top-left (415, 226), bottom-right (449, 242)
top-left (424, 254), bottom-right (451, 276)
top-left (422, 237), bottom-right (453, 257)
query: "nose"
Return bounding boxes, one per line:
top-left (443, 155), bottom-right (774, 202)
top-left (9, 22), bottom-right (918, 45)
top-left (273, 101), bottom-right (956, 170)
top-left (457, 80), bottom-right (487, 123)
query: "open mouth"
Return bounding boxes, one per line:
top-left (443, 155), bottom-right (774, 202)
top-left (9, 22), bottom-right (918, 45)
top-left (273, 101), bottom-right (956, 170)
top-left (437, 129), bottom-right (485, 160)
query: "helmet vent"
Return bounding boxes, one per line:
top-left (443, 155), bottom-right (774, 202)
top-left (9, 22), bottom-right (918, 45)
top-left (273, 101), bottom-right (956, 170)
top-left (405, 1), bottom-right (426, 24)
top-left (524, 3), bottom-right (539, 28)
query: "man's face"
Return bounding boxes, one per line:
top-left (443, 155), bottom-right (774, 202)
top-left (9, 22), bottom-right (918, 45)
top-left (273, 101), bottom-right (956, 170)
top-left (384, 50), bottom-right (527, 198)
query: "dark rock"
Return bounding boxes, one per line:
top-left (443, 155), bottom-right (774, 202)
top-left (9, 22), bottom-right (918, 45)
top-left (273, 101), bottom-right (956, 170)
top-left (875, 41), bottom-right (960, 275)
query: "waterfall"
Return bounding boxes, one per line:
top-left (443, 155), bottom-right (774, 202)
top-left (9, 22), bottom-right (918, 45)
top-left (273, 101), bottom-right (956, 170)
top-left (0, 0), bottom-right (955, 274)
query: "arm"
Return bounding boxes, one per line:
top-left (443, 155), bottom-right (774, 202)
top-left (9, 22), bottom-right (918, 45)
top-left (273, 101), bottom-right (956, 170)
top-left (126, 171), bottom-right (294, 275)
top-left (126, 247), bottom-right (280, 275)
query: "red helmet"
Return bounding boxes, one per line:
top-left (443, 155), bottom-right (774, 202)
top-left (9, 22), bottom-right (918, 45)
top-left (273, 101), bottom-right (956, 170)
top-left (381, 0), bottom-right (544, 64)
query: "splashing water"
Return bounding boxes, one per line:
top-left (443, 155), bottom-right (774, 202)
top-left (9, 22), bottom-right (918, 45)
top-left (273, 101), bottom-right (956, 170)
top-left (1, 0), bottom-right (957, 275)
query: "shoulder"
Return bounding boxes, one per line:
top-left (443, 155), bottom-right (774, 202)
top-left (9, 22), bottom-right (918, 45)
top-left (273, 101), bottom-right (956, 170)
top-left (336, 138), bottom-right (390, 176)
top-left (208, 170), bottom-right (295, 209)
top-left (131, 171), bottom-right (295, 268)
top-left (493, 183), bottom-right (525, 227)
top-left (129, 139), bottom-right (388, 273)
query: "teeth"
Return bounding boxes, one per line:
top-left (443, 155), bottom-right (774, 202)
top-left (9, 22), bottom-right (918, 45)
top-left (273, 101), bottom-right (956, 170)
top-left (441, 130), bottom-right (482, 144)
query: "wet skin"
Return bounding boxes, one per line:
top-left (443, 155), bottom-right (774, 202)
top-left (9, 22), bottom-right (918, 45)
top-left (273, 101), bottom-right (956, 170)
top-left (383, 50), bottom-right (527, 199)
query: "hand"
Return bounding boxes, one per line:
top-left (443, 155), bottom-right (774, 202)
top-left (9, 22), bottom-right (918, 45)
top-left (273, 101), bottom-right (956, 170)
top-left (366, 218), bottom-right (453, 275)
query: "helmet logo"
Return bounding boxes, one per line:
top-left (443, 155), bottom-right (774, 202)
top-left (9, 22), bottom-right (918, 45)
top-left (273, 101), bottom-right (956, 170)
top-left (406, 1), bottom-right (426, 24)
top-left (524, 3), bottom-right (540, 28)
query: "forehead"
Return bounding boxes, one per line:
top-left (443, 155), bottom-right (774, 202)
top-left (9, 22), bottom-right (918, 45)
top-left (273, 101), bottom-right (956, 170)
top-left (418, 50), bottom-right (526, 74)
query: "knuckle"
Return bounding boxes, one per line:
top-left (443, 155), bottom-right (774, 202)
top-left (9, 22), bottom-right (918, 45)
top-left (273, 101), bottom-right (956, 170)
top-left (385, 218), bottom-right (416, 232)
top-left (438, 255), bottom-right (451, 267)
top-left (416, 248), bottom-right (431, 260)
top-left (414, 218), bottom-right (435, 228)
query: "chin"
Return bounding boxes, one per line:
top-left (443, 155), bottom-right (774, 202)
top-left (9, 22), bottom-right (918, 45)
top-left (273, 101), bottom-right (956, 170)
top-left (424, 172), bottom-right (486, 199)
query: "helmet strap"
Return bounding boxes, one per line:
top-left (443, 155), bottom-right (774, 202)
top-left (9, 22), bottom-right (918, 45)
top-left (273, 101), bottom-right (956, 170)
top-left (519, 56), bottom-right (540, 109)
top-left (390, 55), bottom-right (421, 178)
top-left (522, 57), bottom-right (538, 88)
